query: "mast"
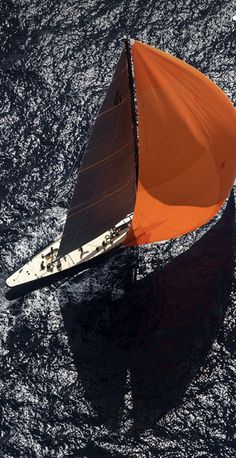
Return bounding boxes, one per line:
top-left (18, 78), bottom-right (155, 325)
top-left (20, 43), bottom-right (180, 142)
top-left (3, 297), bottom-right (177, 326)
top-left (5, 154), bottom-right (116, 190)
top-left (123, 36), bottom-right (139, 185)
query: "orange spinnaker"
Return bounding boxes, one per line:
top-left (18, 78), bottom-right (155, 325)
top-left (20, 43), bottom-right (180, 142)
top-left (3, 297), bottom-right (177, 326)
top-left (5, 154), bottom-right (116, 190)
top-left (124, 41), bottom-right (236, 246)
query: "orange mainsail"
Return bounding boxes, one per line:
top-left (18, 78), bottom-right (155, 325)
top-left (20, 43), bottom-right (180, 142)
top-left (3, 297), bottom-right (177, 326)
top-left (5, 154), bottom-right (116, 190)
top-left (124, 40), bottom-right (236, 246)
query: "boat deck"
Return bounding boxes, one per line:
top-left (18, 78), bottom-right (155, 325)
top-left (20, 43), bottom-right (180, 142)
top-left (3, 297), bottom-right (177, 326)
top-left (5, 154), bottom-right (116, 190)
top-left (6, 217), bottom-right (131, 287)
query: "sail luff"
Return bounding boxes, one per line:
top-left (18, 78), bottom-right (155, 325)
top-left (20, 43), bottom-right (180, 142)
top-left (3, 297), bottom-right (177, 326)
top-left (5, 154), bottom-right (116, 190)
top-left (123, 36), bottom-right (139, 184)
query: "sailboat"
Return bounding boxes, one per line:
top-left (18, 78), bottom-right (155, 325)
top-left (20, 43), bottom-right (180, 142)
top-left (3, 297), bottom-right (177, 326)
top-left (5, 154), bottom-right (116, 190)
top-left (6, 38), bottom-right (236, 288)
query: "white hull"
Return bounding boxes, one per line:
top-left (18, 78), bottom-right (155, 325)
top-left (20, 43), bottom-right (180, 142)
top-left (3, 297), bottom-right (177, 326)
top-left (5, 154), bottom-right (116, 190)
top-left (6, 216), bottom-right (131, 288)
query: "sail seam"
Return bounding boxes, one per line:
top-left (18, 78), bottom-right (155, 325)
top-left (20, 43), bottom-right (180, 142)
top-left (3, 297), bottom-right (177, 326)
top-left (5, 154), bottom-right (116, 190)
top-left (98, 94), bottom-right (129, 117)
top-left (80, 139), bottom-right (133, 172)
top-left (68, 176), bottom-right (135, 218)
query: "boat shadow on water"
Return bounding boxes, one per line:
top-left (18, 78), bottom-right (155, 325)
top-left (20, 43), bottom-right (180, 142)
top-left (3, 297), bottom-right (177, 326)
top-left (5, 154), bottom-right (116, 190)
top-left (4, 194), bottom-right (235, 433)
top-left (60, 193), bottom-right (235, 431)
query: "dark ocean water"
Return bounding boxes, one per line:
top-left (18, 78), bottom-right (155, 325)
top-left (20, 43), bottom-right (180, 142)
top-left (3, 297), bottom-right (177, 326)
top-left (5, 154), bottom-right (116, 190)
top-left (0, 1), bottom-right (236, 457)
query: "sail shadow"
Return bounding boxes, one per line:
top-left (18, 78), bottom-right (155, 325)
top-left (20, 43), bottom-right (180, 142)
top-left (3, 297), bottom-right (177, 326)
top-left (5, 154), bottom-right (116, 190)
top-left (60, 193), bottom-right (235, 430)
